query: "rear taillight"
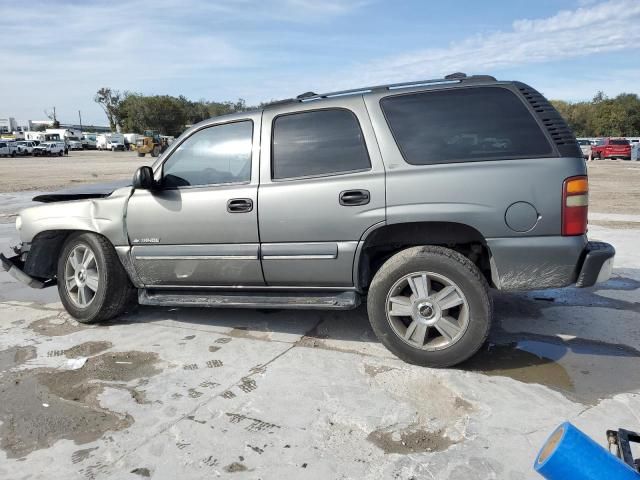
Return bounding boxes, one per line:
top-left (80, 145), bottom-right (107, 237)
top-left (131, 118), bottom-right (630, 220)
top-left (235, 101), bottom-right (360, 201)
top-left (562, 176), bottom-right (588, 236)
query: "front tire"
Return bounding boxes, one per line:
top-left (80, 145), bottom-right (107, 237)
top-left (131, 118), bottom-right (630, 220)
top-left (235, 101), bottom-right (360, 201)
top-left (57, 232), bottom-right (136, 323)
top-left (367, 246), bottom-right (492, 367)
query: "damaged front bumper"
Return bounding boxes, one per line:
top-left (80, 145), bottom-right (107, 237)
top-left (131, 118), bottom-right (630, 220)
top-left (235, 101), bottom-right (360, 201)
top-left (0, 252), bottom-right (54, 289)
top-left (575, 241), bottom-right (615, 288)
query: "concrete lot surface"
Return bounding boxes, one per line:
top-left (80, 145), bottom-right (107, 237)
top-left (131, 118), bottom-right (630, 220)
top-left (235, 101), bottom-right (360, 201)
top-left (0, 155), bottom-right (639, 479)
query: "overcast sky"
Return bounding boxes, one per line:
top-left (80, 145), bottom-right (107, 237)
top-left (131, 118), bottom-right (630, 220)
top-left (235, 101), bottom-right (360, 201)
top-left (1, 0), bottom-right (639, 126)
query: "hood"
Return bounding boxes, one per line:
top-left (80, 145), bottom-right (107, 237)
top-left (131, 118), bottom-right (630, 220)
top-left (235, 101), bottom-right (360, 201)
top-left (33, 180), bottom-right (131, 203)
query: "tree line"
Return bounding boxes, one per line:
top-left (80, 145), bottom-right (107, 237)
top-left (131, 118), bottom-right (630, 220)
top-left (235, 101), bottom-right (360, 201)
top-left (551, 92), bottom-right (640, 138)
top-left (94, 87), bottom-right (253, 137)
top-left (95, 87), bottom-right (640, 139)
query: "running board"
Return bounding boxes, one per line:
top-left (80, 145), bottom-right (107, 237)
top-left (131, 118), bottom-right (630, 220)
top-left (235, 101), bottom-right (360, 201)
top-left (139, 289), bottom-right (361, 310)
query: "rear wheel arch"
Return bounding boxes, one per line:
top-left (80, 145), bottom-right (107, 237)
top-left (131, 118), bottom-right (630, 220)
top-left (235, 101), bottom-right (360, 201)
top-left (355, 221), bottom-right (494, 291)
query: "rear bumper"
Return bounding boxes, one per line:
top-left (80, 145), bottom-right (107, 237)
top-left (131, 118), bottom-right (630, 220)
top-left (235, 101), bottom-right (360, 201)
top-left (487, 236), bottom-right (615, 290)
top-left (575, 241), bottom-right (615, 287)
top-left (0, 252), bottom-right (53, 289)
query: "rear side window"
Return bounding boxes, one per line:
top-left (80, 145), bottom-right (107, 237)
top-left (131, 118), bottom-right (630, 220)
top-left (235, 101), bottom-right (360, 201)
top-left (381, 87), bottom-right (554, 165)
top-left (272, 109), bottom-right (370, 180)
top-left (610, 139), bottom-right (629, 145)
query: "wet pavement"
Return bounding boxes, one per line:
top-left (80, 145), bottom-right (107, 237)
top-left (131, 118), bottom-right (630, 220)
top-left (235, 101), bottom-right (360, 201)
top-left (0, 221), bottom-right (639, 478)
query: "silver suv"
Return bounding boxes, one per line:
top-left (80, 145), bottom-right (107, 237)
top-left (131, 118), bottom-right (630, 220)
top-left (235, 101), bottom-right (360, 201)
top-left (1, 73), bottom-right (615, 367)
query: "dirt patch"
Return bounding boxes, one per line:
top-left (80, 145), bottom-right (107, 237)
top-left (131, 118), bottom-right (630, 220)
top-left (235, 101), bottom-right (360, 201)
top-left (589, 220), bottom-right (640, 229)
top-left (587, 161), bottom-right (640, 216)
top-left (228, 327), bottom-right (272, 341)
top-left (0, 150), bottom-right (150, 193)
top-left (29, 316), bottom-right (88, 337)
top-left (0, 345), bottom-right (37, 372)
top-left (364, 364), bottom-right (395, 377)
top-left (131, 467), bottom-right (152, 477)
top-left (224, 462), bottom-right (248, 473)
top-left (0, 351), bottom-right (160, 458)
top-left (368, 426), bottom-right (456, 454)
top-left (64, 341), bottom-right (113, 358)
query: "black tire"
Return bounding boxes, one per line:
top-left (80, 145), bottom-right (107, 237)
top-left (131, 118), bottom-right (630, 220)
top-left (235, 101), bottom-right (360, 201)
top-left (57, 232), bottom-right (136, 323)
top-left (11, 151), bottom-right (16, 157)
top-left (367, 246), bottom-right (492, 367)
top-left (58, 150), bottom-right (63, 156)
top-left (151, 146), bottom-right (160, 157)
top-left (137, 152), bottom-right (145, 157)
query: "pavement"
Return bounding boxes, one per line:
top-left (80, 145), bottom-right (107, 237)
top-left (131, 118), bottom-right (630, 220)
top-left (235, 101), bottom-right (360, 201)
top-left (1, 196), bottom-right (639, 479)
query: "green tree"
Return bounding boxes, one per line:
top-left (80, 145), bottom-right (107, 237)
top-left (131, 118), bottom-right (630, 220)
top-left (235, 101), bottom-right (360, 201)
top-left (94, 88), bottom-right (122, 132)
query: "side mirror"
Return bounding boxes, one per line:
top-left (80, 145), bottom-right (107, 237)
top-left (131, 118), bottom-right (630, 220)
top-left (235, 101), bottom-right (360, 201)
top-left (132, 166), bottom-right (155, 190)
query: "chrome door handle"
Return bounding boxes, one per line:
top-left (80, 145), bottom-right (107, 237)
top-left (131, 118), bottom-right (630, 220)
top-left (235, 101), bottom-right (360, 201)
top-left (227, 198), bottom-right (253, 213)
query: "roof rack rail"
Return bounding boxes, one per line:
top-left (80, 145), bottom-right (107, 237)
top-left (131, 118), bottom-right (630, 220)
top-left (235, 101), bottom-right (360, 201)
top-left (263, 73), bottom-right (497, 108)
top-left (294, 73), bottom-right (497, 103)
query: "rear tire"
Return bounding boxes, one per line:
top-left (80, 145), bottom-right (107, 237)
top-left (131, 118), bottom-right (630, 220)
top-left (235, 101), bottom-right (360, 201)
top-left (57, 232), bottom-right (136, 323)
top-left (137, 152), bottom-right (145, 157)
top-left (367, 246), bottom-right (492, 367)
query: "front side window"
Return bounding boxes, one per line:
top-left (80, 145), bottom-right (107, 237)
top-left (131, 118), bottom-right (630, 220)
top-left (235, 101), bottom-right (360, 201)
top-left (381, 87), bottom-right (554, 165)
top-left (162, 121), bottom-right (253, 188)
top-left (272, 109), bottom-right (370, 180)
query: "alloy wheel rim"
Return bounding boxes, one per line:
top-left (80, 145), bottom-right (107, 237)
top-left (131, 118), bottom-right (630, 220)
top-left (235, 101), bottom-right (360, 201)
top-left (64, 244), bottom-right (99, 308)
top-left (385, 271), bottom-right (469, 351)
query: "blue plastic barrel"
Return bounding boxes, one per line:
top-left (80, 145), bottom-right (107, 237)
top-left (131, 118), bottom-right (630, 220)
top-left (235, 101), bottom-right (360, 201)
top-left (534, 422), bottom-right (639, 479)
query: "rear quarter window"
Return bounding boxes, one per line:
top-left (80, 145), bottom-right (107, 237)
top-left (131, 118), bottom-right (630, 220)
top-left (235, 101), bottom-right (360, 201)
top-left (380, 86), bottom-right (554, 165)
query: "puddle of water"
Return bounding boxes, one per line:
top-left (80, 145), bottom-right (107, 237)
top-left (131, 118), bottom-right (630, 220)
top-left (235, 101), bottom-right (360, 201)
top-left (0, 346), bottom-right (36, 373)
top-left (368, 426), bottom-right (456, 454)
top-left (464, 337), bottom-right (640, 405)
top-left (64, 341), bottom-right (112, 358)
top-left (0, 351), bottom-right (160, 458)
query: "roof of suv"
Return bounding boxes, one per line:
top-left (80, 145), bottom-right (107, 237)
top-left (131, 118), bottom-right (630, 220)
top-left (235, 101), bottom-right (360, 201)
top-left (264, 72), bottom-right (499, 108)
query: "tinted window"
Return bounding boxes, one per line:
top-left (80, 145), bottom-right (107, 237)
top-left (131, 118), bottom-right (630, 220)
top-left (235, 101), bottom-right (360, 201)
top-left (381, 87), bottom-right (554, 165)
top-left (272, 109), bottom-right (370, 179)
top-left (610, 139), bottom-right (629, 145)
top-left (162, 121), bottom-right (252, 188)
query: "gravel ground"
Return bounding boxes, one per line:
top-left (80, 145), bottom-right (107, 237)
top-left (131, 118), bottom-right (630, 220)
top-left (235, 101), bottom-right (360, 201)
top-left (0, 155), bottom-right (639, 479)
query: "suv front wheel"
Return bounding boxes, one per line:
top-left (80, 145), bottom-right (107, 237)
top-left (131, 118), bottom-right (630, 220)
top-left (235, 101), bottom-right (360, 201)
top-left (367, 246), bottom-right (491, 367)
top-left (57, 232), bottom-right (136, 323)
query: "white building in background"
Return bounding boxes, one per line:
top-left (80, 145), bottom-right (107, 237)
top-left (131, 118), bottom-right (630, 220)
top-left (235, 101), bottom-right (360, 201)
top-left (0, 117), bottom-right (18, 134)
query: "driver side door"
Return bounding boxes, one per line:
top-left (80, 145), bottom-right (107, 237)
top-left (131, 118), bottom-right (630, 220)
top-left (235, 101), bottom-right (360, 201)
top-left (126, 114), bottom-right (264, 287)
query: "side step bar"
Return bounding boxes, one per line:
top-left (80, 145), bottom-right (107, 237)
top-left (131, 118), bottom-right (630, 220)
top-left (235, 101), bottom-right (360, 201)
top-left (139, 289), bottom-right (361, 310)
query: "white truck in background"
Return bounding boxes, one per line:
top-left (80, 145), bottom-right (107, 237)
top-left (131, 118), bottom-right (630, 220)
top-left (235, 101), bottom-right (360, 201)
top-left (82, 133), bottom-right (97, 149)
top-left (96, 133), bottom-right (126, 151)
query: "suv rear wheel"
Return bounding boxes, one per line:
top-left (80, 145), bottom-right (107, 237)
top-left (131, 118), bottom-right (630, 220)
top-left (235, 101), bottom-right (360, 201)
top-left (57, 232), bottom-right (136, 323)
top-left (367, 246), bottom-right (491, 367)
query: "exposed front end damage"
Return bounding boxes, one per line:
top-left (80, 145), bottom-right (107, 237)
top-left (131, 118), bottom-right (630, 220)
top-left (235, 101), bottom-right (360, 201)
top-left (0, 251), bottom-right (54, 289)
top-left (3, 186), bottom-right (133, 289)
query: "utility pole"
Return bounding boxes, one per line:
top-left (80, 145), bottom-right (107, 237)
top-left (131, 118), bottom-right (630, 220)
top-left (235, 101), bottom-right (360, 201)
top-left (78, 110), bottom-right (83, 131)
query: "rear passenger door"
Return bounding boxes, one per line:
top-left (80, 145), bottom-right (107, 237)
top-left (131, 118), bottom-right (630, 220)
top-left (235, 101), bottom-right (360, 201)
top-left (258, 97), bottom-right (386, 287)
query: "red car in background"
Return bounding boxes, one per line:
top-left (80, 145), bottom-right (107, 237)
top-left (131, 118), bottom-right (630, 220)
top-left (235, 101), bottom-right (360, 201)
top-left (591, 138), bottom-right (631, 159)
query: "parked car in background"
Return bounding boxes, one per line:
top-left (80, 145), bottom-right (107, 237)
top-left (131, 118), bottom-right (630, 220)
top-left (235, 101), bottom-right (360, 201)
top-left (1, 73), bottom-right (615, 368)
top-left (97, 133), bottom-right (126, 151)
top-left (0, 141), bottom-right (14, 157)
top-left (68, 140), bottom-right (84, 150)
top-left (32, 142), bottom-right (64, 156)
top-left (16, 141), bottom-right (36, 155)
top-left (577, 139), bottom-right (591, 159)
top-left (5, 141), bottom-right (19, 157)
top-left (82, 134), bottom-right (97, 149)
top-left (591, 138), bottom-right (631, 160)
